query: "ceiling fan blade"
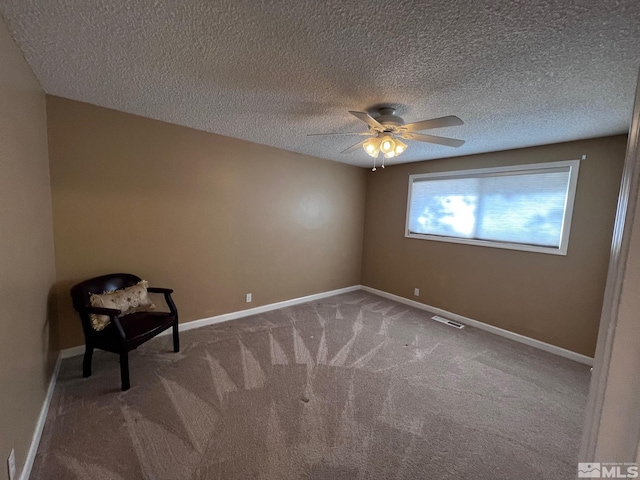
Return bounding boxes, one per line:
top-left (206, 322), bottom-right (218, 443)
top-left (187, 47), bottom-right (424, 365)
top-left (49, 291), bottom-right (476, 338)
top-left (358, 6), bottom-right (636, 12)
top-left (307, 131), bottom-right (373, 136)
top-left (403, 132), bottom-right (465, 148)
top-left (402, 115), bottom-right (464, 133)
top-left (349, 111), bottom-right (383, 130)
top-left (341, 138), bottom-right (368, 154)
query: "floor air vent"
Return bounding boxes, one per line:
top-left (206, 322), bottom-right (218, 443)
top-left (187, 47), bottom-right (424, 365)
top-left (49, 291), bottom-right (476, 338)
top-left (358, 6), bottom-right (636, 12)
top-left (432, 315), bottom-right (465, 329)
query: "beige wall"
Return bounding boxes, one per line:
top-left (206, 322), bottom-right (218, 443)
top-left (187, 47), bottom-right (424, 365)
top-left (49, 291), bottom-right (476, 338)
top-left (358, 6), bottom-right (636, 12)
top-left (0, 17), bottom-right (57, 480)
top-left (362, 136), bottom-right (626, 357)
top-left (47, 96), bottom-right (367, 349)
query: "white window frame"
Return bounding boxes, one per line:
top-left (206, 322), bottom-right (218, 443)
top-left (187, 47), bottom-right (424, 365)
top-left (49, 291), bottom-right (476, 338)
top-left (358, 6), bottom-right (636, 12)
top-left (405, 159), bottom-right (581, 255)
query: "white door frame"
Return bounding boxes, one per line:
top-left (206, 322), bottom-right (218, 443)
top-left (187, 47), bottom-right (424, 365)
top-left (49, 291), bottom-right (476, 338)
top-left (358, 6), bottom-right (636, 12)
top-left (579, 71), bottom-right (640, 465)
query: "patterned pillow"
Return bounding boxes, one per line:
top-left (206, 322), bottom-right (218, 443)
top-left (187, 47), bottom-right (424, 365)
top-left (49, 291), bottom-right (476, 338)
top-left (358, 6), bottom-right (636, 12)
top-left (89, 280), bottom-right (156, 331)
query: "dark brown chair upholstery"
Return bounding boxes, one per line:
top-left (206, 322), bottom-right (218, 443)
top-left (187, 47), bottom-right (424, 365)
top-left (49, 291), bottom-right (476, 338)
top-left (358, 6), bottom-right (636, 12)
top-left (70, 273), bottom-right (179, 391)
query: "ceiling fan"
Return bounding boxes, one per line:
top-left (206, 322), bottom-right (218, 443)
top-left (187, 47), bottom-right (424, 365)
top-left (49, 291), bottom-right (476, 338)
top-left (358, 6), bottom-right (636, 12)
top-left (309, 107), bottom-right (465, 170)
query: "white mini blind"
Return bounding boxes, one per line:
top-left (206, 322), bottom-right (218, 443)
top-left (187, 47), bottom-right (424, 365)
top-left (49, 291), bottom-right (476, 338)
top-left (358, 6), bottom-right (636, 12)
top-left (406, 161), bottom-right (580, 254)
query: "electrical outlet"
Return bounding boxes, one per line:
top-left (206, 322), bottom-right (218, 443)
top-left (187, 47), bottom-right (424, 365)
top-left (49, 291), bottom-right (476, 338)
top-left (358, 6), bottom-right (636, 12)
top-left (413, 288), bottom-right (420, 297)
top-left (7, 448), bottom-right (16, 480)
top-left (246, 293), bottom-right (252, 303)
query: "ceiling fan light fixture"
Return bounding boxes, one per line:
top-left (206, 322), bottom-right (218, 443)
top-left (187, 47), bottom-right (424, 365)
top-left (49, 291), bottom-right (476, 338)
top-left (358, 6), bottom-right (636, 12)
top-left (394, 139), bottom-right (408, 155)
top-left (363, 137), bottom-right (381, 158)
top-left (379, 134), bottom-right (395, 154)
top-left (365, 133), bottom-right (408, 169)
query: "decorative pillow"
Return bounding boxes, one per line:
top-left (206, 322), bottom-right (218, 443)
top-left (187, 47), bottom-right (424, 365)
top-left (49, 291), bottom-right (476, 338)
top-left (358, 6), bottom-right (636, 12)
top-left (89, 280), bottom-right (156, 331)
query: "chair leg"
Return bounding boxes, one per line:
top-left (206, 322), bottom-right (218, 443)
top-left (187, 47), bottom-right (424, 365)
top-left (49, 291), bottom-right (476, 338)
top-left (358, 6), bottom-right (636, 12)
top-left (172, 320), bottom-right (180, 353)
top-left (83, 345), bottom-right (93, 377)
top-left (120, 351), bottom-right (130, 391)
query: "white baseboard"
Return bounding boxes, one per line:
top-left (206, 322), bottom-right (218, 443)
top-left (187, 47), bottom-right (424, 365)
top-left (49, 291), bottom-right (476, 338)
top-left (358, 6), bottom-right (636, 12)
top-left (20, 354), bottom-right (61, 480)
top-left (59, 284), bottom-right (594, 366)
top-left (360, 285), bottom-right (594, 366)
top-left (159, 285), bottom-right (361, 335)
top-left (60, 344), bottom-right (85, 359)
top-left (60, 285), bottom-right (362, 358)
top-left (59, 283), bottom-right (594, 367)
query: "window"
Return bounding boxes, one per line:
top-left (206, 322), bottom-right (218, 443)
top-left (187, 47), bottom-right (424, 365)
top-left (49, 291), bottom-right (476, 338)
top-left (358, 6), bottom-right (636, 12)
top-left (405, 160), bottom-right (580, 255)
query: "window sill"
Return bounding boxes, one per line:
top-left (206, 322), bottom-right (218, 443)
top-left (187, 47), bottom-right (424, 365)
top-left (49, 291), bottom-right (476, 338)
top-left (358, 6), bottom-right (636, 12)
top-left (405, 232), bottom-right (568, 256)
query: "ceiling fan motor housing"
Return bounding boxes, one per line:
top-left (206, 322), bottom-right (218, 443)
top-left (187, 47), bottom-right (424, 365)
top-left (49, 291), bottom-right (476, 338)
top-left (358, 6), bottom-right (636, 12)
top-left (373, 107), bottom-right (405, 130)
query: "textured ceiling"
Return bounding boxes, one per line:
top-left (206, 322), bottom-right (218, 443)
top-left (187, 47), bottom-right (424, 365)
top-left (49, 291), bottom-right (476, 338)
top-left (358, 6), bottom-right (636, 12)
top-left (1, 0), bottom-right (639, 167)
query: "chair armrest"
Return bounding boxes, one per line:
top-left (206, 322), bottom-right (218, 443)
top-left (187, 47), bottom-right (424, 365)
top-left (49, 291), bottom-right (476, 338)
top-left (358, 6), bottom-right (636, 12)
top-left (147, 287), bottom-right (174, 294)
top-left (148, 287), bottom-right (177, 315)
top-left (82, 306), bottom-right (122, 316)
top-left (79, 306), bottom-right (126, 341)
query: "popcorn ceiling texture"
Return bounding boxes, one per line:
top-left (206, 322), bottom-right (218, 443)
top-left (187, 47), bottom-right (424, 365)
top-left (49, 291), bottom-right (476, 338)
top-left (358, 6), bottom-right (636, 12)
top-left (0, 0), bottom-right (639, 166)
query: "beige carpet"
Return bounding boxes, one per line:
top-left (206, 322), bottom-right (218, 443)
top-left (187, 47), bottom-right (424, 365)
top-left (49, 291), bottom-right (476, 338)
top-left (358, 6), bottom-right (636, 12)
top-left (32, 292), bottom-right (590, 479)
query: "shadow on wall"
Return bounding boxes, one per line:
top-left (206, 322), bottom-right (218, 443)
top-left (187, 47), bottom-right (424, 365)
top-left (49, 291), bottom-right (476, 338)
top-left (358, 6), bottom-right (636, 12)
top-left (51, 279), bottom-right (83, 352)
top-left (42, 287), bottom-right (61, 386)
